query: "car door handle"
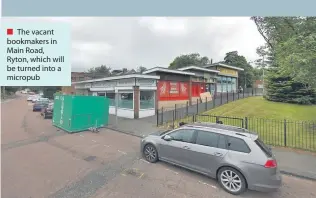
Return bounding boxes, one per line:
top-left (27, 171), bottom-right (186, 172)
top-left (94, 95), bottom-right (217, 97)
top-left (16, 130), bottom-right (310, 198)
top-left (183, 146), bottom-right (191, 150)
top-left (214, 152), bottom-right (223, 157)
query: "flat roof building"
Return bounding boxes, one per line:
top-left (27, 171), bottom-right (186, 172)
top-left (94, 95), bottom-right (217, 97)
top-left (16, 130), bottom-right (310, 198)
top-left (73, 63), bottom-right (244, 119)
top-left (73, 74), bottom-right (160, 119)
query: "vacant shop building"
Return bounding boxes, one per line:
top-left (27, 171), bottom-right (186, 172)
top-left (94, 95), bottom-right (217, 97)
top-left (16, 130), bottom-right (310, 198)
top-left (73, 74), bottom-right (160, 119)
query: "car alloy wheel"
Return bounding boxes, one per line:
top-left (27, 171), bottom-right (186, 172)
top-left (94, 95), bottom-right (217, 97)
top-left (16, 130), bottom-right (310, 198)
top-left (143, 144), bottom-right (158, 163)
top-left (218, 167), bottom-right (246, 195)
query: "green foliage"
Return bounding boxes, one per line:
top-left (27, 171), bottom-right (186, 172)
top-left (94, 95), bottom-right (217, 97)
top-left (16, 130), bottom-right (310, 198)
top-left (28, 86), bottom-right (42, 93)
top-left (265, 71), bottom-right (316, 105)
top-left (223, 51), bottom-right (254, 88)
top-left (87, 65), bottom-right (112, 78)
top-left (252, 16), bottom-right (316, 87)
top-left (252, 16), bottom-right (316, 104)
top-left (169, 53), bottom-right (210, 69)
top-left (276, 34), bottom-right (316, 87)
top-left (43, 86), bottom-right (61, 99)
top-left (3, 86), bottom-right (19, 94)
top-left (137, 66), bottom-right (147, 73)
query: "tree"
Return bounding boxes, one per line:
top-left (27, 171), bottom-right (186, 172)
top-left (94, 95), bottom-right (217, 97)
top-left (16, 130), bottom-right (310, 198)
top-left (43, 86), bottom-right (61, 99)
top-left (265, 71), bottom-right (316, 104)
top-left (1, 86), bottom-right (19, 98)
top-left (223, 51), bottom-right (254, 88)
top-left (252, 17), bottom-right (316, 104)
top-left (87, 65), bottom-right (111, 78)
top-left (252, 17), bottom-right (316, 87)
top-left (28, 86), bottom-right (42, 93)
top-left (169, 53), bottom-right (210, 69)
top-left (137, 66), bottom-right (147, 74)
top-left (122, 68), bottom-right (128, 74)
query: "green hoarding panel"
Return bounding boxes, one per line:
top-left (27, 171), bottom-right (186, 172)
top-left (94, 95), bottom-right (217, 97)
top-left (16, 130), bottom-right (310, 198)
top-left (52, 95), bottom-right (109, 133)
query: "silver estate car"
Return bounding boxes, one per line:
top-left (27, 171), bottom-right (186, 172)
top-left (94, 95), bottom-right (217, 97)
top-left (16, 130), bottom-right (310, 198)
top-left (140, 123), bottom-right (282, 195)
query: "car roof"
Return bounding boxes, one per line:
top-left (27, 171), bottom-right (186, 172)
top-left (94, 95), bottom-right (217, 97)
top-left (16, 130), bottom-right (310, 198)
top-left (181, 122), bottom-right (258, 141)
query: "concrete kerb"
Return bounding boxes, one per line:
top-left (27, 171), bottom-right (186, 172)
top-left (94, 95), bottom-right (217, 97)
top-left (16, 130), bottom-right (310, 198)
top-left (107, 127), bottom-right (316, 182)
top-left (104, 126), bottom-right (143, 138)
top-left (280, 171), bottom-right (316, 182)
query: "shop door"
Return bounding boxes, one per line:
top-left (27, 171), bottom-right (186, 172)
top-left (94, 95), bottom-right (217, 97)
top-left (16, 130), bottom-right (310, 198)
top-left (210, 84), bottom-right (215, 95)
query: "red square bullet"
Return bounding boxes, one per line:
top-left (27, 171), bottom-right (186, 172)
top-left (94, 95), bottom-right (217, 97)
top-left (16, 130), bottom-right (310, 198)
top-left (7, 29), bottom-right (13, 35)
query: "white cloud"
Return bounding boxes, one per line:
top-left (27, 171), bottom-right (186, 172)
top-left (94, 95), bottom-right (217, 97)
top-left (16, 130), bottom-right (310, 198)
top-left (138, 17), bottom-right (189, 36)
top-left (2, 17), bottom-right (266, 70)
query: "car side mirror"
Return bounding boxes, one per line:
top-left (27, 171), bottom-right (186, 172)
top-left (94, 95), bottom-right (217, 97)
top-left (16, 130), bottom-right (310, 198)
top-left (163, 135), bottom-right (172, 141)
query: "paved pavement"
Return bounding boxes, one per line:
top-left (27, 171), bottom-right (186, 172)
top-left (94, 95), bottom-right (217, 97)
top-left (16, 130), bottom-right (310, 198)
top-left (2, 95), bottom-right (316, 198)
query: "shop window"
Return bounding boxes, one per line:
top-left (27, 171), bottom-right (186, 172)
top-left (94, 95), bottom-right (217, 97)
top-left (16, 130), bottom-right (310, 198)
top-left (106, 92), bottom-right (115, 106)
top-left (140, 91), bottom-right (155, 109)
top-left (119, 93), bottom-right (133, 109)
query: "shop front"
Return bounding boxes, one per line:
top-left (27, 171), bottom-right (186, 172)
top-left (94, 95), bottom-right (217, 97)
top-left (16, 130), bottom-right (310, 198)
top-left (74, 74), bottom-right (159, 119)
top-left (204, 63), bottom-right (243, 93)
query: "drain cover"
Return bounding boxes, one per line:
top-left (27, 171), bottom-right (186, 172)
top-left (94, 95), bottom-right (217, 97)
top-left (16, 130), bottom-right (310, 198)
top-left (84, 156), bottom-right (97, 162)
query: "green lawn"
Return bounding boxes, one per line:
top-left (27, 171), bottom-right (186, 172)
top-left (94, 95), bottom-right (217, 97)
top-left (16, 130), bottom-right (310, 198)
top-left (205, 96), bottom-right (316, 121)
top-left (198, 96), bottom-right (316, 151)
top-left (162, 96), bottom-right (316, 151)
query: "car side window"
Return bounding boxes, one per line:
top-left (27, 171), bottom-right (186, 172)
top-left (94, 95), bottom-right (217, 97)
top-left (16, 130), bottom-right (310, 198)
top-left (227, 136), bottom-right (250, 153)
top-left (168, 129), bottom-right (195, 143)
top-left (217, 135), bottom-right (227, 149)
top-left (195, 130), bottom-right (219, 148)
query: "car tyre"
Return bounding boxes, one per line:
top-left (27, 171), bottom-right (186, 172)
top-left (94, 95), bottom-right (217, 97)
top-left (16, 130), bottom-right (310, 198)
top-left (143, 144), bottom-right (158, 163)
top-left (217, 167), bottom-right (247, 195)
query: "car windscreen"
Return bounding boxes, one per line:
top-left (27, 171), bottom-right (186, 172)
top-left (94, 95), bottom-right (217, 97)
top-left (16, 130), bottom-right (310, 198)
top-left (255, 138), bottom-right (273, 157)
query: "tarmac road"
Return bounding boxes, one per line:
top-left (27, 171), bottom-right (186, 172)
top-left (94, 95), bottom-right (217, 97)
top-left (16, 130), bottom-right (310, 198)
top-left (1, 95), bottom-right (316, 198)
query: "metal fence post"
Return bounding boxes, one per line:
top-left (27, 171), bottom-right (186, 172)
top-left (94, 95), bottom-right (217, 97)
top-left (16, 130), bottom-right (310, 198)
top-left (226, 91), bottom-right (229, 103)
top-left (245, 117), bottom-right (248, 129)
top-left (156, 109), bottom-right (159, 127)
top-left (186, 101), bottom-right (189, 116)
top-left (192, 114), bottom-right (195, 123)
top-left (205, 97), bottom-right (207, 111)
top-left (221, 92), bottom-right (223, 104)
top-left (213, 94), bottom-right (216, 107)
top-left (233, 92), bottom-right (235, 101)
top-left (172, 110), bottom-right (175, 129)
top-left (174, 104), bottom-right (177, 120)
top-left (196, 98), bottom-right (199, 114)
top-left (284, 119), bottom-right (287, 147)
top-left (161, 107), bottom-right (164, 125)
top-left (216, 116), bottom-right (219, 123)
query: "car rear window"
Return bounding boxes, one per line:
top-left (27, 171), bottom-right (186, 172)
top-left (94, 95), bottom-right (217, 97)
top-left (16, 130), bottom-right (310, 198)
top-left (255, 138), bottom-right (272, 157)
top-left (227, 136), bottom-right (251, 153)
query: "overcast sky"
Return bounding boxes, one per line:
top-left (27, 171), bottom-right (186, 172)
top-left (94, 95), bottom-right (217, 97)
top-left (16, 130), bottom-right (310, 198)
top-left (5, 17), bottom-right (266, 72)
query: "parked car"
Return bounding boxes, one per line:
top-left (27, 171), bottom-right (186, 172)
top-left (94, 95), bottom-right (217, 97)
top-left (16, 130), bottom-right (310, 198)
top-left (140, 123), bottom-right (282, 195)
top-left (31, 95), bottom-right (41, 103)
top-left (39, 97), bottom-right (49, 102)
top-left (33, 101), bottom-right (49, 112)
top-left (27, 95), bottom-right (35, 101)
top-left (41, 103), bottom-right (54, 119)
